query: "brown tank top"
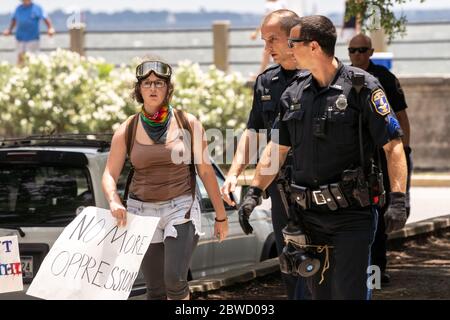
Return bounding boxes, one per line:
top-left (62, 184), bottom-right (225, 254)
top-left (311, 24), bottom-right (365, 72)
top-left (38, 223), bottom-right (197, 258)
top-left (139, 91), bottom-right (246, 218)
top-left (129, 123), bottom-right (192, 202)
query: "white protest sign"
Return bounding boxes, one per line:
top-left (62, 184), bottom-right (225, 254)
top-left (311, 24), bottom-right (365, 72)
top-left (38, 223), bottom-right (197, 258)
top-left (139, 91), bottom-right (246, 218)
top-left (27, 206), bottom-right (159, 300)
top-left (0, 235), bottom-right (24, 294)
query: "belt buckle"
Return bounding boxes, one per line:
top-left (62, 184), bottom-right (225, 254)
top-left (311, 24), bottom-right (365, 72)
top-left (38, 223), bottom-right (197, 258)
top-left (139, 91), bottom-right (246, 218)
top-left (312, 190), bottom-right (327, 205)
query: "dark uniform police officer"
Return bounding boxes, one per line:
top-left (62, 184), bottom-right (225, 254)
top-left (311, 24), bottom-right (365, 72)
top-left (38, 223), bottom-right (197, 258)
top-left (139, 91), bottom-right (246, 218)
top-left (348, 33), bottom-right (412, 284)
top-left (221, 9), bottom-right (308, 299)
top-left (238, 15), bottom-right (408, 300)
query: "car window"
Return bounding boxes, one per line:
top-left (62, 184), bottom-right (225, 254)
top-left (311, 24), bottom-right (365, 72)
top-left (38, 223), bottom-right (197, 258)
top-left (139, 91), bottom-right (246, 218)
top-left (0, 165), bottom-right (94, 226)
top-left (197, 167), bottom-right (235, 212)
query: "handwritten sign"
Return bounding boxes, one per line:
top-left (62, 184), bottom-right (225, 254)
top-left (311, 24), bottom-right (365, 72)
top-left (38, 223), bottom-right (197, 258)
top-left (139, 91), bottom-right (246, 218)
top-left (0, 235), bottom-right (23, 294)
top-left (27, 206), bottom-right (159, 300)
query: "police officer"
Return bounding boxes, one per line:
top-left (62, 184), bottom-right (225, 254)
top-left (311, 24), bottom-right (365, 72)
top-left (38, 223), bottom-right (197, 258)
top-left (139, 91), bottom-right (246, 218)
top-left (349, 33), bottom-right (412, 284)
top-left (238, 15), bottom-right (408, 300)
top-left (221, 9), bottom-right (308, 299)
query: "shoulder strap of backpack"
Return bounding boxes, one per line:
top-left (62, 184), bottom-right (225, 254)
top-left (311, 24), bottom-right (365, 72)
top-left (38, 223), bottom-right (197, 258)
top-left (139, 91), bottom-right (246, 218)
top-left (125, 113), bottom-right (139, 158)
top-left (173, 108), bottom-right (196, 219)
top-left (123, 113), bottom-right (139, 205)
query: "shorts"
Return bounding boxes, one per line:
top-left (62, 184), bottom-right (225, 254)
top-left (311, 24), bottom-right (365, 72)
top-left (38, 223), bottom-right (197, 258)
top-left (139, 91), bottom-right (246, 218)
top-left (126, 193), bottom-right (202, 244)
top-left (16, 40), bottom-right (40, 54)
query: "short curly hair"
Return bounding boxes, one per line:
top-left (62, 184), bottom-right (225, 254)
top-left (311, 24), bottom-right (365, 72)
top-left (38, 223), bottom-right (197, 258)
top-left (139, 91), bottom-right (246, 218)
top-left (131, 55), bottom-right (174, 106)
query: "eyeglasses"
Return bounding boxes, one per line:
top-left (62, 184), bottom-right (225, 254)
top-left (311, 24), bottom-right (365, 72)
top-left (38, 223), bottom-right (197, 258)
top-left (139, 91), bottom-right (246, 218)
top-left (287, 38), bottom-right (312, 48)
top-left (136, 61), bottom-right (172, 80)
top-left (348, 47), bottom-right (371, 54)
top-left (141, 80), bottom-right (167, 89)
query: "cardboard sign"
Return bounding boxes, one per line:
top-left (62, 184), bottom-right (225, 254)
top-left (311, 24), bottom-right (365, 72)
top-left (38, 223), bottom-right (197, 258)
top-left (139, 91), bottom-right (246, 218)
top-left (0, 235), bottom-right (24, 294)
top-left (27, 207), bottom-right (159, 300)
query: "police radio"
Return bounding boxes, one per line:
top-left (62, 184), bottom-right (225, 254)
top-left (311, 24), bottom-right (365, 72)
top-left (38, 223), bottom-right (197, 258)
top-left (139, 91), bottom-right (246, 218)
top-left (351, 72), bottom-right (365, 93)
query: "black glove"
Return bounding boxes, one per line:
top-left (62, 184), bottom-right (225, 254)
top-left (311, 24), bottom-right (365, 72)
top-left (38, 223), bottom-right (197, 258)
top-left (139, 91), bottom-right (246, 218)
top-left (404, 146), bottom-right (413, 218)
top-left (238, 186), bottom-right (262, 235)
top-left (384, 192), bottom-right (407, 233)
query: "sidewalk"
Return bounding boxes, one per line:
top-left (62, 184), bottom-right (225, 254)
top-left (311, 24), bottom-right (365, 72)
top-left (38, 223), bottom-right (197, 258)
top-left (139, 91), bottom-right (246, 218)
top-left (411, 172), bottom-right (450, 187)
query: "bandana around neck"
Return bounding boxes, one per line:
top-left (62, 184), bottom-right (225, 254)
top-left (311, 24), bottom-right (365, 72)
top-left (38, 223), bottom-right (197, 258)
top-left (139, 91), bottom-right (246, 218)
top-left (140, 105), bottom-right (172, 144)
top-left (140, 105), bottom-right (171, 127)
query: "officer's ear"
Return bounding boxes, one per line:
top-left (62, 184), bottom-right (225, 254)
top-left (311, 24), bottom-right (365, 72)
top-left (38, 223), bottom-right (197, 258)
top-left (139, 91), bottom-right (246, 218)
top-left (369, 48), bottom-right (374, 57)
top-left (310, 41), bottom-right (321, 54)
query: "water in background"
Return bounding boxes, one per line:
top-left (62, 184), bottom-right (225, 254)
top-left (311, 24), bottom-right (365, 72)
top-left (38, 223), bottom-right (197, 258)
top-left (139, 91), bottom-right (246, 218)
top-left (0, 22), bottom-right (449, 76)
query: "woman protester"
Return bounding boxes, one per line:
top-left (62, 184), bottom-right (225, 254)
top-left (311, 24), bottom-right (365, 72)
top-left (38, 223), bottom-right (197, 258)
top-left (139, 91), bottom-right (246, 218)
top-left (102, 58), bottom-right (229, 300)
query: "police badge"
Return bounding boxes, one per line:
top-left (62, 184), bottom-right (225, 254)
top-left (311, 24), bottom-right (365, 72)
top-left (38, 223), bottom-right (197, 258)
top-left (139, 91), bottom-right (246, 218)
top-left (335, 94), bottom-right (348, 111)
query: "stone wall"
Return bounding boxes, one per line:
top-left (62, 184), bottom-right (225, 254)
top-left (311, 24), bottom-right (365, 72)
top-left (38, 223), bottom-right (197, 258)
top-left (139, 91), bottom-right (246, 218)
top-left (399, 76), bottom-right (450, 170)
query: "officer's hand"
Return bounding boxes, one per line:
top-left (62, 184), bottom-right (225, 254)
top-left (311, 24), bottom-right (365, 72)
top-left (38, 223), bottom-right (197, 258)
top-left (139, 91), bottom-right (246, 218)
top-left (238, 186), bottom-right (262, 235)
top-left (221, 174), bottom-right (238, 206)
top-left (384, 192), bottom-right (407, 233)
top-left (2, 29), bottom-right (12, 36)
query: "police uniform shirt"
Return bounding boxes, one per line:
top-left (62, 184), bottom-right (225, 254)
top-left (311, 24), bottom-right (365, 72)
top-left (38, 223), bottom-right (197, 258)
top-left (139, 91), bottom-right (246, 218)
top-left (277, 60), bottom-right (403, 187)
top-left (247, 65), bottom-right (305, 132)
top-left (366, 61), bottom-right (408, 113)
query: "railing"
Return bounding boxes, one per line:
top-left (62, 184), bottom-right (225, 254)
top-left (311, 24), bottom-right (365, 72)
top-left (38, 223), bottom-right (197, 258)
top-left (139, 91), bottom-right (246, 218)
top-left (1, 21), bottom-right (449, 72)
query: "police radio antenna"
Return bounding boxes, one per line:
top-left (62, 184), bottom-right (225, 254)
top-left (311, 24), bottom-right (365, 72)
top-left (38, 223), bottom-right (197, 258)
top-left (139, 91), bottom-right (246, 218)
top-left (351, 72), bottom-right (366, 170)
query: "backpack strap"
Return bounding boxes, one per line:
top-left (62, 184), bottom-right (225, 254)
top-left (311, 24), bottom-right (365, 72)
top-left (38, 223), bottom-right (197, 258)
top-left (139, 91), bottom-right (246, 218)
top-left (173, 108), bottom-right (197, 219)
top-left (123, 113), bottom-right (139, 205)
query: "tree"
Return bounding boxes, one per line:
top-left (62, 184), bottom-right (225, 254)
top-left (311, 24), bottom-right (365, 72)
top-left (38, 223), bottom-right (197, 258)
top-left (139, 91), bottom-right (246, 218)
top-left (345, 0), bottom-right (426, 41)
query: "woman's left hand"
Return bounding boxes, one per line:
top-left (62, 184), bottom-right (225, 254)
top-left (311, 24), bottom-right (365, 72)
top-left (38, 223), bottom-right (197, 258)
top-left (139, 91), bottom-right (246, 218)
top-left (214, 218), bottom-right (229, 243)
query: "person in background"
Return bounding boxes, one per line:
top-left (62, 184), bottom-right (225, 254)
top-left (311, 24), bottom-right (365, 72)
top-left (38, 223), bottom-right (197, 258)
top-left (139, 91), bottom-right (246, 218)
top-left (348, 33), bottom-right (413, 285)
top-left (102, 58), bottom-right (228, 300)
top-left (2, 0), bottom-right (55, 65)
top-left (251, 0), bottom-right (287, 75)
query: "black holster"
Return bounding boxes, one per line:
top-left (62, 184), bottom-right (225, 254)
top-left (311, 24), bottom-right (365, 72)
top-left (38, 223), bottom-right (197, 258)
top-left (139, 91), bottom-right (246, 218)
top-left (289, 184), bottom-right (310, 210)
top-left (341, 167), bottom-right (371, 207)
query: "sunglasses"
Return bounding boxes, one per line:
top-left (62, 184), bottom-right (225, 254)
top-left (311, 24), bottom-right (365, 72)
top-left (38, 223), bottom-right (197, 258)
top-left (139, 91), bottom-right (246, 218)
top-left (348, 47), bottom-right (371, 54)
top-left (136, 61), bottom-right (172, 80)
top-left (287, 38), bottom-right (312, 49)
top-left (141, 80), bottom-right (167, 89)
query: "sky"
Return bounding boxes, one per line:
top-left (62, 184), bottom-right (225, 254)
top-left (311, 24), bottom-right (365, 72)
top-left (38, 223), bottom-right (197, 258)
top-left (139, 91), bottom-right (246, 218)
top-left (1, 0), bottom-right (449, 14)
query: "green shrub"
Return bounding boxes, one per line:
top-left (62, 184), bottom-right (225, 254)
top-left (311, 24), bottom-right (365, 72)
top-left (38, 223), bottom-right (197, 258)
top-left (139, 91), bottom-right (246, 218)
top-left (0, 50), bottom-right (252, 137)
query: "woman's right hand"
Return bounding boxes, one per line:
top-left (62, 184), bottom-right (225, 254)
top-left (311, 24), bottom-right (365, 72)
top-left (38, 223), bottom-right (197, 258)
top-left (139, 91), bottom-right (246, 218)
top-left (221, 175), bottom-right (238, 206)
top-left (110, 201), bottom-right (127, 227)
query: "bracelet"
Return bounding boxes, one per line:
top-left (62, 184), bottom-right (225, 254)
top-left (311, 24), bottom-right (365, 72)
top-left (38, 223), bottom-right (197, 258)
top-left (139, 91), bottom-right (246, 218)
top-left (215, 217), bottom-right (227, 222)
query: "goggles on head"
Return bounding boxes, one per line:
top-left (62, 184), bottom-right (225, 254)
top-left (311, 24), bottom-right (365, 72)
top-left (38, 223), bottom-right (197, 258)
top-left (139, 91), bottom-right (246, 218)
top-left (136, 61), bottom-right (172, 80)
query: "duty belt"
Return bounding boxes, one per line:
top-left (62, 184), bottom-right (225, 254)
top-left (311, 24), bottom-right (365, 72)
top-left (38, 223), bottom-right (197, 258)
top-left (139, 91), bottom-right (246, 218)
top-left (290, 182), bottom-right (356, 211)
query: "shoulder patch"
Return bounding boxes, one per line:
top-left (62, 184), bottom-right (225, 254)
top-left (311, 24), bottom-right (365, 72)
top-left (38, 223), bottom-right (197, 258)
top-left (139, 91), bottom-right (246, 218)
top-left (371, 89), bottom-right (391, 116)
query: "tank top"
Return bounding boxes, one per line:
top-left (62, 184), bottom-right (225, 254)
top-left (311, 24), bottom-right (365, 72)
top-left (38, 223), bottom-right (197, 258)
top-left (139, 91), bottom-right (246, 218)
top-left (129, 122), bottom-right (192, 202)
